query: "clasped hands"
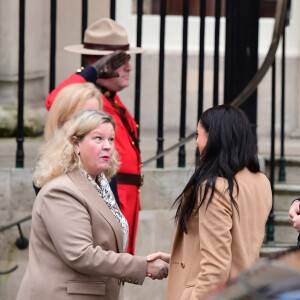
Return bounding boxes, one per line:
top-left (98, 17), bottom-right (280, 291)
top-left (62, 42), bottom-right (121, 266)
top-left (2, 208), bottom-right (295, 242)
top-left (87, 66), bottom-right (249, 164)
top-left (146, 252), bottom-right (171, 280)
top-left (91, 50), bottom-right (128, 79)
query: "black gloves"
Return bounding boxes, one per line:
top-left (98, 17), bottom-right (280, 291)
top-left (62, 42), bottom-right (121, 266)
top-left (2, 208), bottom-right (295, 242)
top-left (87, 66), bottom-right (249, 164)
top-left (91, 50), bottom-right (127, 79)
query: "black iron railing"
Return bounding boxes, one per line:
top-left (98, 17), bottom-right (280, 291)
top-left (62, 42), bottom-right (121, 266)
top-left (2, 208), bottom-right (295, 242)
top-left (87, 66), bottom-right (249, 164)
top-left (0, 215), bottom-right (31, 275)
top-left (134, 0), bottom-right (143, 138)
top-left (178, 0), bottom-right (189, 168)
top-left (213, 0), bottom-right (221, 107)
top-left (16, 0), bottom-right (25, 168)
top-left (13, 0), bottom-right (290, 245)
top-left (156, 0), bottom-right (167, 168)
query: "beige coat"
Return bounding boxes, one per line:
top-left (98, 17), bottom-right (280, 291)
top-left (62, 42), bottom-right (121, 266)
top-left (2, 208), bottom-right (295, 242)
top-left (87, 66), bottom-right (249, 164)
top-left (166, 168), bottom-right (272, 300)
top-left (17, 170), bottom-right (147, 300)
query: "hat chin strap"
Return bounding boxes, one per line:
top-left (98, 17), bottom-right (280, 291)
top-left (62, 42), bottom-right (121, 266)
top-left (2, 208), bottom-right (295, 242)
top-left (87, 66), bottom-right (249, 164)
top-left (84, 42), bottom-right (129, 52)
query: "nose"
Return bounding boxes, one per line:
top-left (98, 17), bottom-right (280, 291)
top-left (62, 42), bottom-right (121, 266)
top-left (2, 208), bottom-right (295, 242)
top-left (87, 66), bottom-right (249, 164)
top-left (124, 61), bottom-right (131, 71)
top-left (103, 139), bottom-right (112, 149)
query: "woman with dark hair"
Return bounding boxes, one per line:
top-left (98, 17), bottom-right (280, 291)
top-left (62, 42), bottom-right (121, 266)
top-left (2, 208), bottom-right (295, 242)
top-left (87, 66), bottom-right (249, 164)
top-left (148, 105), bottom-right (272, 300)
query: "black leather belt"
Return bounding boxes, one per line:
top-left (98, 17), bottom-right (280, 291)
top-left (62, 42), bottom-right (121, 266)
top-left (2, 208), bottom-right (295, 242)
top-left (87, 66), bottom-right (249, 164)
top-left (116, 173), bottom-right (144, 187)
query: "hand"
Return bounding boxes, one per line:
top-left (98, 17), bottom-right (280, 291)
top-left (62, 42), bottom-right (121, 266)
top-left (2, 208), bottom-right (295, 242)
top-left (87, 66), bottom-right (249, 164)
top-left (292, 215), bottom-right (300, 232)
top-left (288, 200), bottom-right (300, 226)
top-left (146, 259), bottom-right (169, 280)
top-left (91, 50), bottom-right (127, 79)
top-left (147, 252), bottom-right (171, 264)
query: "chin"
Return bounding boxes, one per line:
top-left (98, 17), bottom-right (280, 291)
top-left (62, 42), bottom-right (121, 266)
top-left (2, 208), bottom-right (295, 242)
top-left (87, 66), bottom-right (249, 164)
top-left (122, 80), bottom-right (130, 87)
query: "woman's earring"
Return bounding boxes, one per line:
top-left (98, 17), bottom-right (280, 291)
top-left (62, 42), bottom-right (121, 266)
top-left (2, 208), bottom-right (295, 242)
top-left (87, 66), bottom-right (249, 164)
top-left (77, 151), bottom-right (80, 155)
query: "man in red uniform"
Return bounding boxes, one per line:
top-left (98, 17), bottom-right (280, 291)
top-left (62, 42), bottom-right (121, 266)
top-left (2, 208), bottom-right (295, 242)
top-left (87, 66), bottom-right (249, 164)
top-left (45, 18), bottom-right (145, 255)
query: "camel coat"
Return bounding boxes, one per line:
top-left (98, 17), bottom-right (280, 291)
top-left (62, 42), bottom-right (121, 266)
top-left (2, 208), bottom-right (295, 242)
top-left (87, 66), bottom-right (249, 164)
top-left (166, 168), bottom-right (272, 300)
top-left (17, 170), bottom-right (147, 300)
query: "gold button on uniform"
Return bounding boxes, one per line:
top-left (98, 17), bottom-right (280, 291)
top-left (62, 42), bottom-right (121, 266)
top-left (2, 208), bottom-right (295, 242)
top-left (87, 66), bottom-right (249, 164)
top-left (132, 141), bottom-right (135, 145)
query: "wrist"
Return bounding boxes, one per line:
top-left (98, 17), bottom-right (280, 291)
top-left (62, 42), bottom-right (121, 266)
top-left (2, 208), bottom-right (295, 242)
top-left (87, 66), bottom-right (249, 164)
top-left (146, 261), bottom-right (150, 274)
top-left (78, 65), bottom-right (98, 83)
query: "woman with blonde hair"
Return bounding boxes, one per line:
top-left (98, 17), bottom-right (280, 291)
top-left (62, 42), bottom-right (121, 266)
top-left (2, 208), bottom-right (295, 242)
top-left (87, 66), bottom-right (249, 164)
top-left (18, 109), bottom-right (169, 300)
top-left (33, 82), bottom-right (103, 195)
top-left (44, 82), bottom-right (102, 141)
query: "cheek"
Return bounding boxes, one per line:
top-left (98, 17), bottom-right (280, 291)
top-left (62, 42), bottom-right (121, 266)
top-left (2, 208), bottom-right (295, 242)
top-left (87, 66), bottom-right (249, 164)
top-left (111, 76), bottom-right (124, 88)
top-left (196, 136), bottom-right (200, 148)
top-left (196, 134), bottom-right (208, 152)
top-left (81, 143), bottom-right (97, 157)
top-left (91, 143), bottom-right (101, 154)
top-left (108, 144), bottom-right (115, 156)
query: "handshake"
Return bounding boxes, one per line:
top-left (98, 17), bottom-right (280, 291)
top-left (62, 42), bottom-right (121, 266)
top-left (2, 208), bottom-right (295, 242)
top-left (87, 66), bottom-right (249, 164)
top-left (146, 252), bottom-right (171, 280)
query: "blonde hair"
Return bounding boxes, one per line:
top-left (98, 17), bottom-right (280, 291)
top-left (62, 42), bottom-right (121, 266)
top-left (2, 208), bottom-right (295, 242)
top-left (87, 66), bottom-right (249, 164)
top-left (34, 109), bottom-right (119, 187)
top-left (44, 83), bottom-right (102, 141)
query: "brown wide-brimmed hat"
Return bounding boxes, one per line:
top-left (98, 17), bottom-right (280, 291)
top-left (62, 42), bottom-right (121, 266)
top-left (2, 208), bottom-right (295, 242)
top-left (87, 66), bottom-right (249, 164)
top-left (64, 18), bottom-right (145, 55)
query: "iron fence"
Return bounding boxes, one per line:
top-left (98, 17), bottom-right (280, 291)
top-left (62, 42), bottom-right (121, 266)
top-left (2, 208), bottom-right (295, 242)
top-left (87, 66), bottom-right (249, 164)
top-left (13, 0), bottom-right (290, 245)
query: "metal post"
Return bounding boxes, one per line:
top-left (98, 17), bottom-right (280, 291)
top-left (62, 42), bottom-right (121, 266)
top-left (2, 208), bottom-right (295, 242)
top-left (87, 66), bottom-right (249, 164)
top-left (279, 27), bottom-right (286, 182)
top-left (266, 60), bottom-right (276, 244)
top-left (16, 224), bottom-right (29, 250)
top-left (198, 0), bottom-right (206, 121)
top-left (16, 0), bottom-right (25, 168)
top-left (110, 0), bottom-right (116, 20)
top-left (178, 0), bottom-right (189, 168)
top-left (81, 0), bottom-right (88, 42)
top-left (196, 0), bottom-right (207, 162)
top-left (134, 0), bottom-right (143, 137)
top-left (49, 0), bottom-right (57, 92)
top-left (213, 0), bottom-right (221, 106)
top-left (81, 0), bottom-right (88, 67)
top-left (156, 0), bottom-right (167, 168)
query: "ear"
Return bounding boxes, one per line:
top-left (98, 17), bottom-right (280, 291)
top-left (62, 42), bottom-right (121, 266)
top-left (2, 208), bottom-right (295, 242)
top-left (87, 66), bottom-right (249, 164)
top-left (72, 136), bottom-right (80, 153)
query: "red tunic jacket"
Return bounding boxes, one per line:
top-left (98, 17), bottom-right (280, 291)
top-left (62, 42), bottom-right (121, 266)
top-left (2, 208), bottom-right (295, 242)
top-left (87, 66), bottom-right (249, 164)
top-left (45, 71), bottom-right (141, 255)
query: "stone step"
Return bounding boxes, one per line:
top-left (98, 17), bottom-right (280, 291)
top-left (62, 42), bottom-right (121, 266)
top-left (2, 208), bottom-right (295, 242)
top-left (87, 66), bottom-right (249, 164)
top-left (260, 243), bottom-right (295, 257)
top-left (271, 211), bottom-right (299, 245)
top-left (273, 182), bottom-right (300, 211)
top-left (265, 156), bottom-right (300, 183)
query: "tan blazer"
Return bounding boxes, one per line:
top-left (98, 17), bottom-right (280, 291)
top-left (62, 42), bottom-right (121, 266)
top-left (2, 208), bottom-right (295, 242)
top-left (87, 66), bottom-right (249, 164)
top-left (166, 168), bottom-right (272, 300)
top-left (17, 170), bottom-right (147, 300)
